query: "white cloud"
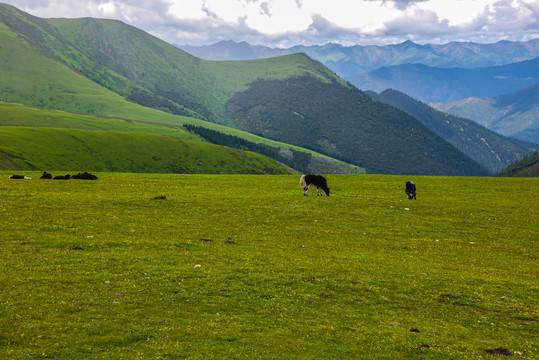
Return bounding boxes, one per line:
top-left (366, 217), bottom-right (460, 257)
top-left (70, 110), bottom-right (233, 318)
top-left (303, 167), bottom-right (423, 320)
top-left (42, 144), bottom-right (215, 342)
top-left (167, 0), bottom-right (207, 20)
top-left (419, 0), bottom-right (494, 26)
top-left (3, 0), bottom-right (538, 46)
top-left (97, 1), bottom-right (116, 16)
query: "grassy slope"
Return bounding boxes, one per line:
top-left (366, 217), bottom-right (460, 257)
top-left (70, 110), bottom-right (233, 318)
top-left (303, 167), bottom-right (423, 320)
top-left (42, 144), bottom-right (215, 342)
top-left (0, 127), bottom-right (293, 174)
top-left (0, 102), bottom-right (197, 140)
top-left (0, 17), bottom-right (210, 124)
top-left (0, 102), bottom-right (361, 173)
top-left (0, 173), bottom-right (537, 358)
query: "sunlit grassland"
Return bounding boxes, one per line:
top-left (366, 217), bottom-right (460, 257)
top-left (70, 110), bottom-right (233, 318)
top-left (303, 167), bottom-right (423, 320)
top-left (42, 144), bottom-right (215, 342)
top-left (0, 173), bottom-right (537, 359)
top-left (0, 102), bottom-right (197, 141)
top-left (0, 127), bottom-right (293, 174)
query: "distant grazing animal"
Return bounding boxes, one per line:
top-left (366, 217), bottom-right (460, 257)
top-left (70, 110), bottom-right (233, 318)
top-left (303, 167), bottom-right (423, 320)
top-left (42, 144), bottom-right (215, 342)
top-left (40, 171), bottom-right (52, 179)
top-left (9, 175), bottom-right (31, 179)
top-left (71, 172), bottom-right (98, 180)
top-left (53, 174), bottom-right (71, 180)
top-left (299, 174), bottom-right (330, 196)
top-left (405, 180), bottom-right (416, 200)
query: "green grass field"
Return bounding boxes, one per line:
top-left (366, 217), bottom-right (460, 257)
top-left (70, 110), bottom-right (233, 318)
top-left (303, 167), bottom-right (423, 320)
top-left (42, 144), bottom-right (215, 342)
top-left (0, 173), bottom-right (537, 359)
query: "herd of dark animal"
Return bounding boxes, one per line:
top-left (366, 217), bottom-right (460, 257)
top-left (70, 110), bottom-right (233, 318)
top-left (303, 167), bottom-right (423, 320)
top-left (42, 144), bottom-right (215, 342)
top-left (9, 171), bottom-right (416, 198)
top-left (300, 174), bottom-right (417, 200)
top-left (9, 171), bottom-right (98, 180)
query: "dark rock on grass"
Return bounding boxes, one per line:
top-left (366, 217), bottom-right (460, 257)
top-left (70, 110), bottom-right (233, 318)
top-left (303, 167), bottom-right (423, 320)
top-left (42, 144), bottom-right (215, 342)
top-left (486, 347), bottom-right (512, 355)
top-left (71, 172), bottom-right (98, 180)
top-left (53, 174), bottom-right (70, 180)
top-left (40, 171), bottom-right (52, 179)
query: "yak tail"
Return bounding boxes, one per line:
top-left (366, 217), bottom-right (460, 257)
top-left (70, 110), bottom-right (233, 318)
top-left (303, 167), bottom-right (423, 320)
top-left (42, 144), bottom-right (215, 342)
top-left (299, 175), bottom-right (306, 188)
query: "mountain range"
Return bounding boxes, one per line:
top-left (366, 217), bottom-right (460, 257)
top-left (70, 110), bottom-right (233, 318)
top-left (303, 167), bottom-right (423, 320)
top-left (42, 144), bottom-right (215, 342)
top-left (179, 38), bottom-right (539, 147)
top-left (178, 38), bottom-right (539, 76)
top-left (351, 57), bottom-right (539, 103)
top-left (0, 3), bottom-right (535, 176)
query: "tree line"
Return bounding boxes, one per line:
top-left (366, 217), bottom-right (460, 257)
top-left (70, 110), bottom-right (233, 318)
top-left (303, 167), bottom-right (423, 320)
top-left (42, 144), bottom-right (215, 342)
top-left (184, 125), bottom-right (312, 173)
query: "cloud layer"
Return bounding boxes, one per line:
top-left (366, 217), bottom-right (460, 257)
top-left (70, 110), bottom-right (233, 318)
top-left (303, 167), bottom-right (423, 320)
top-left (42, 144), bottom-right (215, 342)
top-left (4, 0), bottom-right (539, 46)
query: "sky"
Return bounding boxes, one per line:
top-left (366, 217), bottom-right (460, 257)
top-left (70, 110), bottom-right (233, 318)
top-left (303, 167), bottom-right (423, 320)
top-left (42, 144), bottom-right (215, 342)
top-left (3, 0), bottom-right (539, 47)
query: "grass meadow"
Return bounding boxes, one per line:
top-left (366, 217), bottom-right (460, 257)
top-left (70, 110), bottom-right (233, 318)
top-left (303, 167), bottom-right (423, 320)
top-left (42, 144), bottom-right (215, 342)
top-left (0, 172), bottom-right (537, 359)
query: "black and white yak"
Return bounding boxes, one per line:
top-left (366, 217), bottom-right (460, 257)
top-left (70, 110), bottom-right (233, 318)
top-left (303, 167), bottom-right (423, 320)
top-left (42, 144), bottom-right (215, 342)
top-left (299, 175), bottom-right (330, 196)
top-left (405, 180), bottom-right (416, 200)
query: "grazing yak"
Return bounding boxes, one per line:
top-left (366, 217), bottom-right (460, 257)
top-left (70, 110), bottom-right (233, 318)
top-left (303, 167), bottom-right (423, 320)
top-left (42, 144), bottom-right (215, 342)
top-left (299, 174), bottom-right (330, 196)
top-left (405, 180), bottom-right (416, 200)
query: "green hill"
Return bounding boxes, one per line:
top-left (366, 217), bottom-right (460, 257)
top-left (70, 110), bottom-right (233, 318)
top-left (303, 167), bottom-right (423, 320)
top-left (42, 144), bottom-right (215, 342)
top-left (0, 101), bottom-right (360, 174)
top-left (0, 126), bottom-right (293, 174)
top-left (496, 152), bottom-right (539, 177)
top-left (225, 76), bottom-right (489, 175)
top-left (0, 3), bottom-right (492, 175)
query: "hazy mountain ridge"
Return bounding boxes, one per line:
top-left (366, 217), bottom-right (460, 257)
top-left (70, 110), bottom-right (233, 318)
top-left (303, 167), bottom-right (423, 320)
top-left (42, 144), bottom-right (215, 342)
top-left (351, 57), bottom-right (539, 103)
top-left (432, 85), bottom-right (539, 145)
top-left (178, 38), bottom-right (539, 75)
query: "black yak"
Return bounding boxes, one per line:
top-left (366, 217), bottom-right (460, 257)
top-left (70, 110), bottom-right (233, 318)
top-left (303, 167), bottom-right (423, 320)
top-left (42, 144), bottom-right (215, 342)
top-left (299, 175), bottom-right (330, 196)
top-left (405, 180), bottom-right (416, 200)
